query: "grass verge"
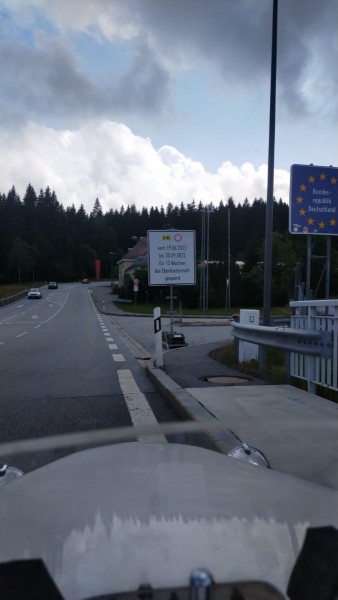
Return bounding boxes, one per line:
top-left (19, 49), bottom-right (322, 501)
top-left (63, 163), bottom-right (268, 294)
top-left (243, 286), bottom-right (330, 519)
top-left (0, 283), bottom-right (30, 299)
top-left (210, 342), bottom-right (287, 384)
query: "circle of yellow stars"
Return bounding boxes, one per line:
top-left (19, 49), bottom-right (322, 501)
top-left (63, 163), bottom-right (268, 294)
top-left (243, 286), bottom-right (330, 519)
top-left (295, 172), bottom-right (337, 230)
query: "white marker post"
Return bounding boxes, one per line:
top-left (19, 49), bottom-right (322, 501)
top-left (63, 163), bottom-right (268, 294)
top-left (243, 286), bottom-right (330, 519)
top-left (153, 306), bottom-right (163, 367)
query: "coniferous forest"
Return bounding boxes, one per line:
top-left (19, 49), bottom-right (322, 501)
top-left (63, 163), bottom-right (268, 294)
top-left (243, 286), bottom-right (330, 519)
top-left (1, 183), bottom-right (338, 308)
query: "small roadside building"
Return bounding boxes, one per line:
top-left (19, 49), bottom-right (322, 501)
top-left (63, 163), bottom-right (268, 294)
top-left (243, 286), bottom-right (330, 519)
top-left (117, 237), bottom-right (148, 286)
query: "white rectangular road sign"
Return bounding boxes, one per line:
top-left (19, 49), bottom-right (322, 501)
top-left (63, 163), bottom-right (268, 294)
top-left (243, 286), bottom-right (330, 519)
top-left (148, 230), bottom-right (196, 286)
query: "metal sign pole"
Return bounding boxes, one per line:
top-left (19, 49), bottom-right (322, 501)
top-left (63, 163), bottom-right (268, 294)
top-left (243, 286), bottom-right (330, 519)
top-left (170, 285), bottom-right (174, 336)
top-left (306, 235), bottom-right (312, 299)
top-left (326, 237), bottom-right (331, 299)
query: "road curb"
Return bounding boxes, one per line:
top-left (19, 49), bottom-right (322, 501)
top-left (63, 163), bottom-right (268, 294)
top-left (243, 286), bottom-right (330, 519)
top-left (147, 360), bottom-right (239, 455)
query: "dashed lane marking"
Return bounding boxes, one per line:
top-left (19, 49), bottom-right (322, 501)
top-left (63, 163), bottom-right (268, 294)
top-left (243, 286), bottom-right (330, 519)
top-left (110, 319), bottom-right (151, 360)
top-left (112, 354), bottom-right (125, 361)
top-left (16, 331), bottom-right (28, 338)
top-left (117, 369), bottom-right (167, 443)
top-left (108, 344), bottom-right (118, 350)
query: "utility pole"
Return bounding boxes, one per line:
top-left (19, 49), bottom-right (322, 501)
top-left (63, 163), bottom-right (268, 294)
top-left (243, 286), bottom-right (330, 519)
top-left (260, 0), bottom-right (278, 375)
top-left (263, 0), bottom-right (278, 327)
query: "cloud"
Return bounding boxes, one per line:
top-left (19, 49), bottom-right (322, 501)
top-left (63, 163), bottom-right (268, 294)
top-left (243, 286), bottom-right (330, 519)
top-left (0, 0), bottom-right (333, 209)
top-left (0, 34), bottom-right (171, 124)
top-left (0, 119), bottom-right (290, 213)
top-left (1, 0), bottom-right (336, 124)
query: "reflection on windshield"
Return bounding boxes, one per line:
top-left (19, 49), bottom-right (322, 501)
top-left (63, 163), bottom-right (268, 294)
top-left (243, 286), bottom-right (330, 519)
top-left (1, 437), bottom-right (337, 600)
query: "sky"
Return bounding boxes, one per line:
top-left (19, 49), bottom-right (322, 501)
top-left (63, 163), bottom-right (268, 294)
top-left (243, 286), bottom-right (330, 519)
top-left (0, 0), bottom-right (337, 214)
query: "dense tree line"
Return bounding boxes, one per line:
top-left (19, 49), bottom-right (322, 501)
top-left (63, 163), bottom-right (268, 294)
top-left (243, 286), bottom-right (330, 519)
top-left (1, 184), bottom-right (337, 307)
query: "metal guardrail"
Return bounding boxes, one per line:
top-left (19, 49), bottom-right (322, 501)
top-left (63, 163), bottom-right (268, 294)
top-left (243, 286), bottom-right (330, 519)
top-left (233, 300), bottom-right (338, 393)
top-left (232, 322), bottom-right (333, 359)
top-left (0, 290), bottom-right (28, 307)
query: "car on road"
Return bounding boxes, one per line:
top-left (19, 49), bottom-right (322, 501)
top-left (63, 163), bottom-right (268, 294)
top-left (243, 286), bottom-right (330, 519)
top-left (81, 278), bottom-right (91, 284)
top-left (48, 281), bottom-right (58, 289)
top-left (27, 288), bottom-right (42, 299)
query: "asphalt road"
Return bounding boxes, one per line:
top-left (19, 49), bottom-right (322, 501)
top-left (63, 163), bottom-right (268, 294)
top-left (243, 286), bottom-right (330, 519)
top-left (1, 284), bottom-right (214, 473)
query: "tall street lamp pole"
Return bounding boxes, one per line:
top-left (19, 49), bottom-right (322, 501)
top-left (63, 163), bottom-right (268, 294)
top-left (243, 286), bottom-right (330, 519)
top-left (199, 206), bottom-right (212, 311)
top-left (227, 202), bottom-right (231, 310)
top-left (263, 0), bottom-right (278, 327)
top-left (199, 210), bottom-right (206, 310)
top-left (260, 0), bottom-right (278, 375)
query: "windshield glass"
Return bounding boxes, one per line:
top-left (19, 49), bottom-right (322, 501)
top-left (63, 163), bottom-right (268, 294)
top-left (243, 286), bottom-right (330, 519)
top-left (1, 282), bottom-right (338, 600)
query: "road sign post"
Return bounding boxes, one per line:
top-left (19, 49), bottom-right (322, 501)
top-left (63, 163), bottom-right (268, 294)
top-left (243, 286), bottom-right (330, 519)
top-left (148, 230), bottom-right (195, 353)
top-left (289, 164), bottom-right (338, 298)
top-left (148, 230), bottom-right (196, 286)
top-left (289, 164), bottom-right (338, 236)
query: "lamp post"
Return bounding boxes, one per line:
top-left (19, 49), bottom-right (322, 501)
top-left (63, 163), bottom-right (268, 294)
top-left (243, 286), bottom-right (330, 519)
top-left (263, 0), bottom-right (278, 327)
top-left (199, 206), bottom-right (213, 311)
top-left (260, 0), bottom-right (278, 376)
top-left (109, 252), bottom-right (115, 293)
top-left (227, 202), bottom-right (231, 310)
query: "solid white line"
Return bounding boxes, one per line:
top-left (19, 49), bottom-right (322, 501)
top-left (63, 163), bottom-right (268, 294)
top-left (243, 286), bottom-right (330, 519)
top-left (117, 369), bottom-right (166, 442)
top-left (112, 354), bottom-right (125, 361)
top-left (16, 331), bottom-right (28, 338)
top-left (108, 344), bottom-right (118, 350)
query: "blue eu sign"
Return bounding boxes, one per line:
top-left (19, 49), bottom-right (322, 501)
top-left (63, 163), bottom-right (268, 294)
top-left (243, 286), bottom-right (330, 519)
top-left (289, 164), bottom-right (338, 236)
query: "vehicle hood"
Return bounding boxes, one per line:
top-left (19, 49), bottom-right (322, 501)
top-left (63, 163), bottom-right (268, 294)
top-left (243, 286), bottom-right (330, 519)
top-left (0, 442), bottom-right (337, 600)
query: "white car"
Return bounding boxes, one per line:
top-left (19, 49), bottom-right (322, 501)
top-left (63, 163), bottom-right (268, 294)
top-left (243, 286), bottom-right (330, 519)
top-left (27, 288), bottom-right (42, 299)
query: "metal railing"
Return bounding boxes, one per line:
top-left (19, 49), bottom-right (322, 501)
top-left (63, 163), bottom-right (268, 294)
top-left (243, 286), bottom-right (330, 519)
top-left (232, 299), bottom-right (338, 394)
top-left (289, 299), bottom-right (338, 393)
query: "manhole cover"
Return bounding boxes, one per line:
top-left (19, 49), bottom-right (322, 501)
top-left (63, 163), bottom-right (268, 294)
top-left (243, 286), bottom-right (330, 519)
top-left (200, 375), bottom-right (250, 384)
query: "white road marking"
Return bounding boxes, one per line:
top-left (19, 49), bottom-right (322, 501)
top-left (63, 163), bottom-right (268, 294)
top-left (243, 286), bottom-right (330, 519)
top-left (103, 333), bottom-right (110, 337)
top-left (0, 314), bottom-right (19, 323)
top-left (40, 287), bottom-right (72, 323)
top-left (16, 331), bottom-right (28, 338)
top-left (108, 344), bottom-right (118, 350)
top-left (17, 304), bottom-right (24, 308)
top-left (34, 325), bottom-right (41, 329)
top-left (117, 369), bottom-right (166, 442)
top-left (112, 354), bottom-right (125, 361)
top-left (106, 337), bottom-right (114, 342)
top-left (31, 315), bottom-right (39, 319)
top-left (0, 342), bottom-right (4, 345)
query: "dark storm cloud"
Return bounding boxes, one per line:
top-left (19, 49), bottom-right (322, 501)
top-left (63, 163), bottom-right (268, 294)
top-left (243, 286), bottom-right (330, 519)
top-left (0, 0), bottom-right (336, 124)
top-left (132, 0), bottom-right (337, 115)
top-left (0, 35), bottom-right (171, 122)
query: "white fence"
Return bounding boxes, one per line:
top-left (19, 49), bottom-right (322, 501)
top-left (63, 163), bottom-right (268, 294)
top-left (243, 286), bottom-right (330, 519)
top-left (289, 299), bottom-right (338, 394)
top-left (232, 299), bottom-right (338, 394)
